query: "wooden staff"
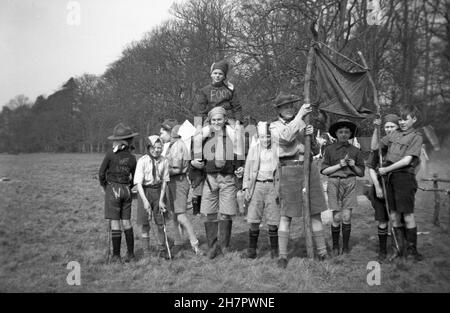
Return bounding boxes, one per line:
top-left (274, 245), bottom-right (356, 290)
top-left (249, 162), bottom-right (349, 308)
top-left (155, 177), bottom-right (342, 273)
top-left (357, 51), bottom-right (400, 253)
top-left (302, 45), bottom-right (315, 259)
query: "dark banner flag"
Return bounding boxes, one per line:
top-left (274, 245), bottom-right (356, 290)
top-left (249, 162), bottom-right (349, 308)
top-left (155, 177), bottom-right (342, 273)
top-left (315, 47), bottom-right (375, 118)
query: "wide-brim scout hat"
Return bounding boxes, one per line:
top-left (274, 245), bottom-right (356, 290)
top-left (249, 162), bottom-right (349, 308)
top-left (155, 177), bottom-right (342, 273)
top-left (329, 119), bottom-right (357, 139)
top-left (107, 123), bottom-right (139, 140)
top-left (273, 92), bottom-right (302, 108)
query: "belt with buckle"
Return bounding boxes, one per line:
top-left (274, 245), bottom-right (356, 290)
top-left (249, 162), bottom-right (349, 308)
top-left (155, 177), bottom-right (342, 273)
top-left (280, 159), bottom-right (304, 166)
top-left (143, 183), bottom-right (162, 189)
top-left (256, 179), bottom-right (274, 183)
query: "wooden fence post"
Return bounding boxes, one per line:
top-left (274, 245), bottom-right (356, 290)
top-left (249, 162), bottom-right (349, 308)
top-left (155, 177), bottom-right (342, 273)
top-left (447, 191), bottom-right (450, 237)
top-left (432, 173), bottom-right (441, 226)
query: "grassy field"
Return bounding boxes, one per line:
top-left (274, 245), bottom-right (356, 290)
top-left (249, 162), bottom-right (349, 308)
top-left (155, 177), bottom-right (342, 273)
top-left (1, 151), bottom-right (450, 293)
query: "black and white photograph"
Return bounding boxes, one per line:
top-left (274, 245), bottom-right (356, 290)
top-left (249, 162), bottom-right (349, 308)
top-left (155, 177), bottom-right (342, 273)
top-left (1, 0), bottom-right (450, 298)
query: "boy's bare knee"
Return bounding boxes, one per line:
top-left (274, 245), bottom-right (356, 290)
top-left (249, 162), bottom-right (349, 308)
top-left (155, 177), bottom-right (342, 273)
top-left (404, 213), bottom-right (416, 227)
top-left (332, 211), bottom-right (342, 225)
top-left (111, 220), bottom-right (120, 230)
top-left (311, 214), bottom-right (323, 232)
top-left (121, 219), bottom-right (132, 230)
top-left (206, 213), bottom-right (218, 221)
top-left (390, 212), bottom-right (402, 227)
top-left (279, 216), bottom-right (291, 231)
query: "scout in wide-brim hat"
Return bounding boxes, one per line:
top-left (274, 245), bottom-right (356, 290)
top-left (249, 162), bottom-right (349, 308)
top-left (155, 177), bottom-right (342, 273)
top-left (329, 119), bottom-right (357, 139)
top-left (272, 92), bottom-right (302, 108)
top-left (107, 123), bottom-right (139, 140)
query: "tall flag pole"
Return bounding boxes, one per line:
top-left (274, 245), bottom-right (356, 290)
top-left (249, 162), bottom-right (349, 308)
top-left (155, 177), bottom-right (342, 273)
top-left (302, 24), bottom-right (318, 259)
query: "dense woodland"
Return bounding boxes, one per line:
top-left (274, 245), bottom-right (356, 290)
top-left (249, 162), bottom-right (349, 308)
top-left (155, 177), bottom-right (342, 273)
top-left (1, 0), bottom-right (449, 154)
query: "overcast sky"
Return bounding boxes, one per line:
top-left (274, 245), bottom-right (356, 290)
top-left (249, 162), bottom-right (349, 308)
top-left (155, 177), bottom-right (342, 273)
top-left (0, 0), bottom-right (178, 108)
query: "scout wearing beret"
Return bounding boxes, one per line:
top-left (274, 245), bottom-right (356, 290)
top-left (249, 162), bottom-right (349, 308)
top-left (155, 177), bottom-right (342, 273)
top-left (194, 60), bottom-right (243, 126)
top-left (367, 114), bottom-right (400, 261)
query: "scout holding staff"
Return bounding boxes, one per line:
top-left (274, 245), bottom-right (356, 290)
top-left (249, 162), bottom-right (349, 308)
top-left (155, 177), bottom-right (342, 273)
top-left (192, 106), bottom-right (244, 259)
top-left (367, 114), bottom-right (400, 261)
top-left (163, 124), bottom-right (201, 255)
top-left (373, 105), bottom-right (424, 261)
top-left (321, 119), bottom-right (365, 256)
top-left (134, 135), bottom-right (171, 259)
top-left (242, 121), bottom-right (280, 259)
top-left (99, 123), bottom-right (138, 263)
top-left (269, 93), bottom-right (329, 268)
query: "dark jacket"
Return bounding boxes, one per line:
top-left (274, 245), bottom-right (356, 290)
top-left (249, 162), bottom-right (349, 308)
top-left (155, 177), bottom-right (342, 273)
top-left (99, 149), bottom-right (136, 188)
top-left (194, 81), bottom-right (242, 122)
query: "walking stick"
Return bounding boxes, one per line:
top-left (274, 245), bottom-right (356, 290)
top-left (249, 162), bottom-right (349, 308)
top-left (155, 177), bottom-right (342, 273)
top-left (160, 207), bottom-right (172, 260)
top-left (106, 219), bottom-right (111, 263)
top-left (357, 51), bottom-right (401, 254)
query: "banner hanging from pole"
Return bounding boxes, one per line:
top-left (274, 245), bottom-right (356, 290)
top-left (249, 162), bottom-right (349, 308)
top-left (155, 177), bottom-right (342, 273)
top-left (315, 47), bottom-right (375, 118)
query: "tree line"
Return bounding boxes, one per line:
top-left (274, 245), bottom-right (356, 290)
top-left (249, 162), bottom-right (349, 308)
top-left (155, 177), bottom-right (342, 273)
top-left (1, 0), bottom-right (449, 154)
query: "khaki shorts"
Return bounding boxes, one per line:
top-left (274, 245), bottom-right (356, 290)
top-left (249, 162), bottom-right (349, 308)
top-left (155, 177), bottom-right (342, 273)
top-left (167, 174), bottom-right (190, 214)
top-left (201, 173), bottom-right (238, 216)
top-left (104, 182), bottom-right (132, 220)
top-left (279, 161), bottom-right (327, 217)
top-left (327, 176), bottom-right (358, 212)
top-left (137, 185), bottom-right (169, 226)
top-left (247, 181), bottom-right (280, 225)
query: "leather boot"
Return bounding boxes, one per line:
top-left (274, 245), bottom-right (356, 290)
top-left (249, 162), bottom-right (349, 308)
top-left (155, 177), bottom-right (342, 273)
top-left (204, 220), bottom-right (221, 259)
top-left (388, 226), bottom-right (405, 262)
top-left (268, 228), bottom-right (279, 259)
top-left (218, 219), bottom-right (233, 254)
top-left (405, 227), bottom-right (424, 261)
top-left (241, 229), bottom-right (259, 259)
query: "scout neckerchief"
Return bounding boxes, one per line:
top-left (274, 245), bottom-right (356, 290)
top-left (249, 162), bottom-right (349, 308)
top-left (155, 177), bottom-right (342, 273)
top-left (147, 152), bottom-right (160, 182)
top-left (214, 126), bottom-right (227, 168)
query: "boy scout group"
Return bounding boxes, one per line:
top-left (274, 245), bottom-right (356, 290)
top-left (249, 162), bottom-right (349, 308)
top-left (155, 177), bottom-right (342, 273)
top-left (99, 60), bottom-right (424, 268)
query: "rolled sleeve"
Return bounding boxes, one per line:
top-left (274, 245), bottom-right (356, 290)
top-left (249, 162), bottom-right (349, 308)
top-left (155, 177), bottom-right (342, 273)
top-left (162, 159), bottom-right (170, 182)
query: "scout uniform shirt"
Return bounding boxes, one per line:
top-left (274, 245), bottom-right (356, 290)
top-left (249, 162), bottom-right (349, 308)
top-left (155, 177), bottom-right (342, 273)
top-left (321, 142), bottom-right (365, 177)
top-left (269, 115), bottom-right (306, 159)
top-left (379, 128), bottom-right (422, 174)
top-left (166, 139), bottom-right (190, 175)
top-left (134, 154), bottom-right (170, 186)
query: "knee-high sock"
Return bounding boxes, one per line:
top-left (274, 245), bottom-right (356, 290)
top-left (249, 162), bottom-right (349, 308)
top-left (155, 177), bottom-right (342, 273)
top-left (331, 225), bottom-right (340, 249)
top-left (313, 230), bottom-right (327, 256)
top-left (342, 223), bottom-right (351, 249)
top-left (124, 227), bottom-right (134, 254)
top-left (378, 226), bottom-right (388, 254)
top-left (111, 230), bottom-right (122, 256)
top-left (278, 230), bottom-right (289, 259)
